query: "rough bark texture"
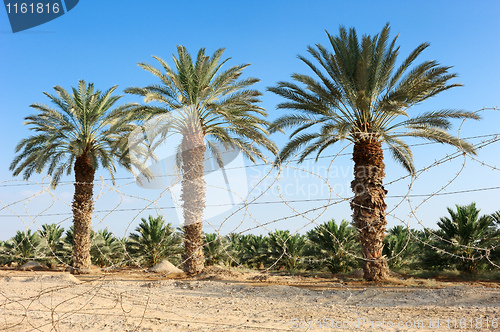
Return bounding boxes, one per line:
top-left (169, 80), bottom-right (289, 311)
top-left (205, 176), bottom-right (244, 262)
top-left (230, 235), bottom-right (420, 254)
top-left (350, 139), bottom-right (389, 281)
top-left (71, 153), bottom-right (95, 274)
top-left (181, 132), bottom-right (206, 275)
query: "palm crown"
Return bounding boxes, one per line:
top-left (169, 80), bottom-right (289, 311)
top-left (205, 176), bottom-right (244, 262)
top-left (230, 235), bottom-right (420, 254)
top-left (269, 23), bottom-right (479, 172)
top-left (10, 80), bottom-right (136, 187)
top-left (125, 46), bottom-right (277, 165)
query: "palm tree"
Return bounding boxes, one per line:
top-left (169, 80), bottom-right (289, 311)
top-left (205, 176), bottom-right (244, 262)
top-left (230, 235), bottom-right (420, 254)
top-left (268, 24), bottom-right (479, 280)
top-left (127, 215), bottom-right (183, 267)
top-left (437, 203), bottom-right (496, 273)
top-left (91, 229), bottom-right (124, 267)
top-left (224, 232), bottom-right (244, 267)
top-left (0, 241), bottom-right (7, 265)
top-left (125, 46), bottom-right (277, 274)
top-left (415, 228), bottom-right (450, 270)
top-left (10, 80), bottom-right (137, 274)
top-left (39, 223), bottom-right (65, 250)
top-left (305, 219), bottom-right (359, 273)
top-left (4, 229), bottom-right (41, 265)
top-left (238, 234), bottom-right (267, 268)
top-left (38, 223), bottom-right (65, 267)
top-left (203, 233), bottom-right (230, 266)
top-left (264, 230), bottom-right (306, 270)
top-left (491, 211), bottom-right (500, 227)
top-left (489, 211), bottom-right (500, 267)
top-left (383, 225), bottom-right (417, 270)
top-left (60, 226), bottom-right (77, 265)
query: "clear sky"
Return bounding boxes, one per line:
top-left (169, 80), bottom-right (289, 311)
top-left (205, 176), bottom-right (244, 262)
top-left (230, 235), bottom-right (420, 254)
top-left (1, 0), bottom-right (499, 241)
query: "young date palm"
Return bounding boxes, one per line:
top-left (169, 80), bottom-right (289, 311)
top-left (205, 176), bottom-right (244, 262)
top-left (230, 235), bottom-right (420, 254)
top-left (268, 24), bottom-right (479, 280)
top-left (305, 219), bottom-right (360, 273)
top-left (238, 234), bottom-right (267, 268)
top-left (39, 223), bottom-right (66, 267)
top-left (4, 229), bottom-right (41, 265)
top-left (125, 46), bottom-right (277, 274)
top-left (91, 229), bottom-right (125, 267)
top-left (437, 203), bottom-right (496, 273)
top-left (39, 223), bottom-right (65, 252)
top-left (203, 233), bottom-right (232, 266)
top-left (264, 230), bottom-right (306, 270)
top-left (10, 81), bottom-right (136, 274)
top-left (127, 215), bottom-right (182, 267)
top-left (383, 225), bottom-right (417, 270)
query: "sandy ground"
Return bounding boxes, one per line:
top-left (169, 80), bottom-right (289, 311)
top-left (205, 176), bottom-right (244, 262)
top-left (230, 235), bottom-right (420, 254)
top-left (0, 266), bottom-right (499, 332)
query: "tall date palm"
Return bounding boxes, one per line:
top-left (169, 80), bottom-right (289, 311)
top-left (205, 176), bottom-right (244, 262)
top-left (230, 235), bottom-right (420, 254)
top-left (268, 24), bottom-right (479, 280)
top-left (10, 80), bottom-right (136, 274)
top-left (126, 46), bottom-right (277, 274)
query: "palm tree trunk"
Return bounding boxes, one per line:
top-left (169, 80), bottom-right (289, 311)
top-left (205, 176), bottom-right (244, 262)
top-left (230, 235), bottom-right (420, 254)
top-left (350, 139), bottom-right (389, 281)
top-left (71, 153), bottom-right (95, 274)
top-left (181, 133), bottom-right (206, 274)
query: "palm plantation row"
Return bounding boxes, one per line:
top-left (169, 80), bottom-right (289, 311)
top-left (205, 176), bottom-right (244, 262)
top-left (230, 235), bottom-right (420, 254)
top-left (9, 24), bottom-right (482, 280)
top-left (2, 203), bottom-right (499, 275)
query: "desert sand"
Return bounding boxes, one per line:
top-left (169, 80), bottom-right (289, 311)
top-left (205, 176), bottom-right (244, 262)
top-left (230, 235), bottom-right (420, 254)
top-left (0, 266), bottom-right (499, 331)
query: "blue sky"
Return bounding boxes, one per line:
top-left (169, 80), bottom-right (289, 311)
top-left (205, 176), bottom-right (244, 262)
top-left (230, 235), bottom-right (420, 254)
top-left (1, 0), bottom-right (499, 240)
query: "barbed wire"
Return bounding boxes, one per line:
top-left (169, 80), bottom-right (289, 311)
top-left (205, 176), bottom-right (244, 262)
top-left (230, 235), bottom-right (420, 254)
top-left (0, 107), bottom-right (499, 331)
top-left (0, 132), bottom-right (498, 189)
